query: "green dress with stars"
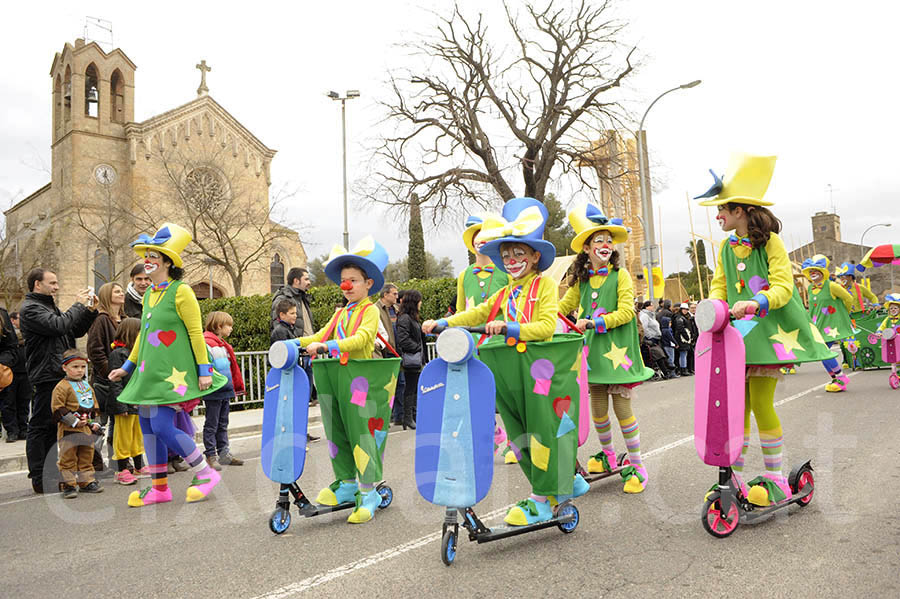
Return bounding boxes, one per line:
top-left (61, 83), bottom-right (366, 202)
top-left (458, 265), bottom-right (509, 312)
top-left (118, 280), bottom-right (226, 406)
top-left (718, 237), bottom-right (833, 365)
top-left (807, 282), bottom-right (855, 343)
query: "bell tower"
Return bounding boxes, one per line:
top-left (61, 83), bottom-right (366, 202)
top-left (48, 38), bottom-right (136, 211)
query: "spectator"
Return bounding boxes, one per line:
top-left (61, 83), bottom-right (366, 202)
top-left (272, 267), bottom-right (317, 408)
top-left (657, 299), bottom-right (674, 322)
top-left (688, 302), bottom-right (699, 374)
top-left (672, 302), bottom-right (694, 376)
top-left (659, 315), bottom-right (680, 378)
top-left (1, 312), bottom-right (30, 442)
top-left (0, 307), bottom-right (18, 441)
top-left (123, 263), bottom-right (152, 318)
top-left (396, 289), bottom-right (425, 430)
top-left (106, 318), bottom-right (145, 485)
top-left (87, 282), bottom-right (126, 466)
top-left (202, 311), bottom-right (245, 470)
top-left (639, 301), bottom-right (661, 341)
top-left (270, 299), bottom-right (298, 343)
top-left (21, 268), bottom-right (98, 494)
top-left (375, 284), bottom-right (405, 424)
top-left (271, 267), bottom-right (315, 336)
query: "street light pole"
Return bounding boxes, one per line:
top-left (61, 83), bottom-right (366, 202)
top-left (636, 79), bottom-right (701, 302)
top-left (860, 223), bottom-right (891, 263)
top-left (329, 90), bottom-right (360, 249)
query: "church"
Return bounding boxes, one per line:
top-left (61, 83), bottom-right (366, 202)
top-left (3, 38), bottom-right (306, 309)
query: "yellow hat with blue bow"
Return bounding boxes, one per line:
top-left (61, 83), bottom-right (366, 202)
top-left (695, 153), bottom-right (777, 207)
top-left (801, 254), bottom-right (831, 280)
top-left (479, 197), bottom-right (556, 273)
top-left (884, 293), bottom-right (900, 309)
top-left (324, 236), bottom-right (389, 294)
top-left (462, 214), bottom-right (487, 255)
top-left (568, 203), bottom-right (630, 252)
top-left (131, 223), bottom-right (192, 268)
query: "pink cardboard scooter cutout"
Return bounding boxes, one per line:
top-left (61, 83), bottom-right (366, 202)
top-left (693, 299), bottom-right (816, 538)
top-left (881, 326), bottom-right (900, 389)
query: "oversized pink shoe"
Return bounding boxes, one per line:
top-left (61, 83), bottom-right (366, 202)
top-left (185, 468), bottom-right (222, 503)
top-left (128, 486), bottom-right (173, 507)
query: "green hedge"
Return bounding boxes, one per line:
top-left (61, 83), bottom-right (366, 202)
top-left (199, 277), bottom-right (457, 352)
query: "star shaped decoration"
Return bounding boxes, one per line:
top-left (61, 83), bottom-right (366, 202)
top-left (769, 325), bottom-right (804, 355)
top-left (164, 367), bottom-right (188, 392)
top-left (603, 342), bottom-right (630, 370)
top-left (830, 326), bottom-right (840, 338)
top-left (384, 373), bottom-right (398, 400)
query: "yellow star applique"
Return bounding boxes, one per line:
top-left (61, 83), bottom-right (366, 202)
top-left (809, 322), bottom-right (825, 344)
top-left (603, 342), bottom-right (629, 370)
top-left (829, 327), bottom-right (840, 338)
top-left (164, 367), bottom-right (188, 391)
top-left (384, 373), bottom-right (398, 399)
top-left (570, 351), bottom-right (582, 372)
top-left (530, 435), bottom-right (550, 472)
top-left (769, 325), bottom-right (804, 354)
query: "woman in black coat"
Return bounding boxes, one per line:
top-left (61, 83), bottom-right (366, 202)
top-left (396, 289), bottom-right (425, 430)
top-left (672, 303), bottom-right (694, 376)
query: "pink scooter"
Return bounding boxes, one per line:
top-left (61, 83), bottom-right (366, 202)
top-left (880, 326), bottom-right (900, 389)
top-left (694, 299), bottom-right (815, 538)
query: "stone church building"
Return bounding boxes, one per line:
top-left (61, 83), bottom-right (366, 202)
top-left (3, 38), bottom-right (306, 310)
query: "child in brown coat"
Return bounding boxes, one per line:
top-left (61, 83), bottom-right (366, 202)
top-left (51, 349), bottom-right (104, 498)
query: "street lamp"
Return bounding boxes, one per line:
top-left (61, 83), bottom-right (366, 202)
top-left (636, 79), bottom-right (701, 302)
top-left (860, 222), bottom-right (891, 262)
top-left (328, 90), bottom-right (361, 249)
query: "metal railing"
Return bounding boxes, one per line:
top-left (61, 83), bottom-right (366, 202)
top-left (224, 342), bottom-right (438, 411)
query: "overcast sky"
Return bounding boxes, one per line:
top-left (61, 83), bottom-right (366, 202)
top-left (2, 0), bottom-right (898, 280)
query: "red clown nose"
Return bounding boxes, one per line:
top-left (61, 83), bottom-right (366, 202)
top-left (340, 280), bottom-right (354, 291)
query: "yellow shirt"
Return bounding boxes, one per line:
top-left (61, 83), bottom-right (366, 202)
top-left (299, 298), bottom-right (379, 360)
top-left (127, 283), bottom-right (210, 368)
top-left (709, 232), bottom-right (793, 311)
top-left (843, 282), bottom-right (879, 311)
top-left (558, 267), bottom-right (636, 330)
top-left (445, 272), bottom-right (558, 342)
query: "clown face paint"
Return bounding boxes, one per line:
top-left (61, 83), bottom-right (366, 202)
top-left (473, 231), bottom-right (488, 254)
top-left (585, 232), bottom-right (614, 266)
top-left (340, 265), bottom-right (373, 302)
top-left (840, 275), bottom-right (854, 288)
top-left (716, 204), bottom-right (745, 234)
top-left (500, 242), bottom-right (540, 280)
top-left (809, 270), bottom-right (824, 285)
top-left (890, 304), bottom-right (900, 317)
top-left (143, 250), bottom-right (163, 275)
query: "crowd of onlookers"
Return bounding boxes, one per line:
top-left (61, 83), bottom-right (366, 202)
top-left (636, 298), bottom-right (699, 380)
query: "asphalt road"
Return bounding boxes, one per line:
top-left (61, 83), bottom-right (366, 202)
top-left (1, 367), bottom-right (897, 598)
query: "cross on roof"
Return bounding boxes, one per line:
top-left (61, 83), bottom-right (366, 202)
top-left (196, 59), bottom-right (211, 96)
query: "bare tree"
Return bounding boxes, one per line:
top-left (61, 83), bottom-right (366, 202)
top-left (152, 142), bottom-right (301, 296)
top-left (364, 0), bottom-right (636, 225)
top-left (0, 221), bottom-right (54, 309)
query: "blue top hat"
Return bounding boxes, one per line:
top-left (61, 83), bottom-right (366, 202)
top-left (479, 197), bottom-right (556, 274)
top-left (835, 261), bottom-right (865, 278)
top-left (323, 236), bottom-right (389, 295)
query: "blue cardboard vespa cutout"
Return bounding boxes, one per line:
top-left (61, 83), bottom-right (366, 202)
top-left (261, 340), bottom-right (310, 484)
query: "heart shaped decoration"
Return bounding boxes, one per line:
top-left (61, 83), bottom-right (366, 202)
top-left (368, 417), bottom-right (384, 436)
top-left (158, 330), bottom-right (177, 347)
top-left (553, 395), bottom-right (571, 419)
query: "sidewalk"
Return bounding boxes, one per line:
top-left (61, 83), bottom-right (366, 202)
top-left (0, 404), bottom-right (321, 474)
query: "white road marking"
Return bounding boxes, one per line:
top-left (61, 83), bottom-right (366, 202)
top-left (251, 374), bottom-right (854, 598)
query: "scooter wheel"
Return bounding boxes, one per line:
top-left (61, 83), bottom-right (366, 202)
top-left (617, 452), bottom-right (628, 469)
top-left (557, 503), bottom-right (580, 533)
top-left (269, 507), bottom-right (291, 535)
top-left (889, 374), bottom-right (900, 390)
top-left (377, 484), bottom-right (393, 509)
top-left (441, 529), bottom-right (457, 566)
top-left (701, 492), bottom-right (739, 538)
top-left (794, 467), bottom-right (815, 507)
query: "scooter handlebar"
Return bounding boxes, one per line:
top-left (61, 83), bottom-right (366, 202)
top-left (432, 324), bottom-right (506, 336)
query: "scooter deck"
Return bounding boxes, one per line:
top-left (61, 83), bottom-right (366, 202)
top-left (416, 356), bottom-right (496, 508)
top-left (278, 482), bottom-right (390, 518)
top-left (694, 324), bottom-right (746, 467)
top-left (740, 485), bottom-right (814, 524)
top-left (577, 452), bottom-right (629, 485)
top-left (458, 504), bottom-right (577, 543)
top-left (261, 365), bottom-right (310, 484)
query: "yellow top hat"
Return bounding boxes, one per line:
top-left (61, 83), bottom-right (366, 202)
top-left (462, 214), bottom-right (488, 255)
top-left (567, 203), bottom-right (629, 253)
top-left (695, 153), bottom-right (777, 207)
top-left (801, 254), bottom-right (831, 281)
top-left (131, 223), bottom-right (192, 268)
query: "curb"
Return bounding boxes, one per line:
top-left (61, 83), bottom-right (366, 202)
top-left (0, 413), bottom-right (322, 475)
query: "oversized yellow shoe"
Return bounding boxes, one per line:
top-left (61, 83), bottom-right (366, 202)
top-left (347, 489), bottom-right (380, 524)
top-left (746, 474), bottom-right (791, 507)
top-left (503, 498), bottom-right (552, 526)
top-left (621, 465), bottom-right (647, 494)
top-left (586, 450), bottom-right (617, 474)
top-left (504, 448), bottom-right (518, 464)
top-left (316, 480), bottom-right (358, 506)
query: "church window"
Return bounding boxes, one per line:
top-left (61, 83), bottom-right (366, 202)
top-left (85, 63), bottom-right (99, 118)
top-left (184, 167), bottom-right (229, 214)
top-left (270, 253), bottom-right (284, 293)
top-left (93, 248), bottom-right (111, 290)
top-left (110, 69), bottom-right (125, 123)
top-left (54, 75), bottom-right (62, 132)
top-left (63, 65), bottom-right (72, 122)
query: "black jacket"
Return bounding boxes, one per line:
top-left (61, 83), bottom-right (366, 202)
top-left (672, 313), bottom-right (694, 349)
top-left (124, 293), bottom-right (143, 319)
top-left (100, 346), bottom-right (136, 416)
top-left (270, 319), bottom-right (297, 344)
top-left (271, 286), bottom-right (315, 335)
top-left (20, 293), bottom-right (97, 385)
top-left (0, 308), bottom-right (18, 371)
top-left (396, 312), bottom-right (425, 372)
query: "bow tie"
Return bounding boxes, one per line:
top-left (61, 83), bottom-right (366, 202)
top-left (588, 267), bottom-right (609, 277)
top-left (472, 265), bottom-right (494, 275)
top-left (151, 280), bottom-right (171, 292)
top-left (729, 235), bottom-right (752, 248)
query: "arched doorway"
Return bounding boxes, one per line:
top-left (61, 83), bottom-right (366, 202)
top-left (191, 282), bottom-right (226, 300)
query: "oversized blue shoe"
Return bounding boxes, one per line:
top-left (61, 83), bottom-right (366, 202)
top-left (347, 488), bottom-right (382, 524)
top-left (554, 473), bottom-right (590, 503)
top-left (503, 498), bottom-right (553, 526)
top-left (316, 480), bottom-right (358, 506)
